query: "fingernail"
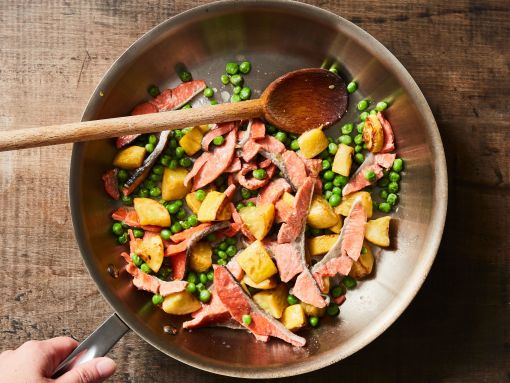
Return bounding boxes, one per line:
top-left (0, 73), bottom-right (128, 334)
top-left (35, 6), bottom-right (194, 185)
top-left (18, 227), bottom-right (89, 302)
top-left (96, 358), bottom-right (116, 377)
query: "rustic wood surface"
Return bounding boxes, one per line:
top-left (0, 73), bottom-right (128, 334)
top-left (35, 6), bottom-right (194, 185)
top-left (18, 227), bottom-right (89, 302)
top-left (0, 1), bottom-right (508, 382)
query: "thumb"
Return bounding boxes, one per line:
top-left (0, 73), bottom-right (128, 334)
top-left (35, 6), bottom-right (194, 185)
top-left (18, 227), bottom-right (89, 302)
top-left (55, 357), bottom-right (116, 383)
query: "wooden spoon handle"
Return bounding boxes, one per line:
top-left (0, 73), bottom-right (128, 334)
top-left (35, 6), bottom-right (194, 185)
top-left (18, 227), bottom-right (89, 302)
top-left (0, 99), bottom-right (264, 152)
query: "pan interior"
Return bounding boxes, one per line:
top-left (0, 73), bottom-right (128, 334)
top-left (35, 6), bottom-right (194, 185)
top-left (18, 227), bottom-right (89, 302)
top-left (70, 1), bottom-right (446, 378)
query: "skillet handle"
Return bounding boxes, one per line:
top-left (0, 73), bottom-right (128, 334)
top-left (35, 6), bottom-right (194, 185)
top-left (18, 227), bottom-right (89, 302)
top-left (51, 313), bottom-right (129, 378)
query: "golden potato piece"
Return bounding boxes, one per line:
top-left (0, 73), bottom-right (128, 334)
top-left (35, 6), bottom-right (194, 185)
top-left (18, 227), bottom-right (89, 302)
top-left (162, 291), bottom-right (201, 315)
top-left (196, 124), bottom-right (211, 134)
top-left (301, 302), bottom-right (326, 317)
top-left (349, 241), bottom-right (375, 279)
top-left (363, 114), bottom-right (384, 153)
top-left (133, 198), bottom-right (171, 227)
top-left (216, 202), bottom-right (232, 221)
top-left (137, 233), bottom-right (164, 272)
top-left (307, 234), bottom-right (339, 257)
top-left (281, 304), bottom-right (307, 331)
top-left (332, 143), bottom-right (354, 177)
top-left (335, 191), bottom-right (373, 218)
top-left (239, 204), bottom-right (275, 240)
top-left (243, 275), bottom-right (277, 290)
top-left (297, 127), bottom-right (329, 159)
top-left (197, 191), bottom-right (227, 222)
top-left (189, 241), bottom-right (212, 272)
top-left (113, 146), bottom-right (146, 170)
top-left (252, 284), bottom-right (288, 318)
top-left (236, 240), bottom-right (277, 283)
top-left (328, 216), bottom-right (343, 233)
top-left (365, 216), bottom-right (391, 247)
top-left (162, 168), bottom-right (191, 201)
top-left (185, 192), bottom-right (202, 214)
top-left (179, 126), bottom-right (203, 156)
top-left (307, 195), bottom-right (339, 229)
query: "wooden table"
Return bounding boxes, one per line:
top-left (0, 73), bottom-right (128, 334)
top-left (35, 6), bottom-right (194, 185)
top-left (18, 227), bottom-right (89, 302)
top-left (0, 1), bottom-right (508, 381)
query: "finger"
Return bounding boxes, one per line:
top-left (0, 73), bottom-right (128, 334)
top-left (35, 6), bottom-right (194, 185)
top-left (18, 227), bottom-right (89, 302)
top-left (38, 337), bottom-right (79, 375)
top-left (55, 357), bottom-right (116, 383)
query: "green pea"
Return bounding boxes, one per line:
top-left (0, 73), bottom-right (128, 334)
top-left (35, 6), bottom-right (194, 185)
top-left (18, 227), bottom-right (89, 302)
top-left (320, 150), bottom-right (330, 159)
top-left (179, 157), bottom-right (192, 167)
top-left (309, 316), bottom-right (320, 327)
top-left (233, 85), bottom-right (241, 95)
top-left (389, 172), bottom-right (401, 182)
top-left (175, 147), bottom-right (185, 158)
top-left (131, 253), bottom-right (143, 267)
top-left (187, 272), bottom-right (198, 284)
top-left (331, 285), bottom-right (345, 298)
top-left (355, 145), bottom-right (363, 153)
top-left (207, 233), bottom-right (216, 242)
top-left (388, 181), bottom-right (399, 193)
top-left (242, 314), bottom-right (252, 325)
top-left (220, 74), bottom-right (230, 85)
top-left (112, 222), bottom-right (124, 236)
top-left (357, 99), bottom-right (369, 111)
top-left (379, 189), bottom-right (389, 200)
top-left (187, 214), bottom-right (198, 227)
top-left (157, 268), bottom-right (172, 280)
top-left (328, 193), bottom-right (341, 207)
top-left (226, 237), bottom-right (237, 246)
top-left (195, 189), bottom-right (206, 201)
top-left (332, 186), bottom-right (342, 195)
top-left (364, 170), bottom-right (376, 182)
top-left (326, 303), bottom-right (340, 316)
top-left (342, 276), bottom-right (357, 289)
top-left (148, 85), bottom-right (160, 97)
top-left (199, 289), bottom-right (212, 303)
top-left (239, 86), bottom-right (251, 100)
top-left (218, 242), bottom-right (228, 251)
top-left (148, 134), bottom-right (157, 145)
top-left (196, 283), bottom-right (205, 291)
top-left (246, 201), bottom-right (255, 207)
top-left (378, 202), bottom-right (391, 213)
top-left (321, 159), bottom-right (331, 171)
top-left (341, 123), bottom-right (353, 135)
top-left (387, 193), bottom-right (398, 206)
top-left (180, 220), bottom-right (190, 230)
top-left (338, 135), bottom-right (352, 145)
top-left (275, 131), bottom-right (287, 142)
top-left (179, 71), bottom-right (192, 82)
top-left (324, 182), bottom-right (333, 191)
top-left (323, 170), bottom-right (335, 181)
top-left (253, 169), bottom-right (267, 180)
top-left (145, 143), bottom-right (154, 153)
top-left (176, 208), bottom-right (187, 220)
top-left (117, 233), bottom-right (128, 244)
top-left (121, 195), bottom-right (132, 205)
top-left (226, 245), bottom-right (237, 257)
top-left (333, 175), bottom-right (348, 187)
top-left (174, 130), bottom-right (184, 140)
top-left (186, 282), bottom-right (197, 294)
top-left (225, 62), bottom-right (239, 75)
top-left (169, 138), bottom-right (178, 149)
top-left (328, 142), bottom-right (338, 155)
top-left (347, 81), bottom-right (358, 94)
top-left (204, 87), bottom-right (214, 98)
top-left (117, 169), bottom-right (129, 182)
top-left (199, 272), bottom-right (208, 284)
top-left (140, 263), bottom-right (152, 274)
top-left (287, 294), bottom-right (299, 305)
top-left (239, 61), bottom-right (251, 74)
top-left (392, 158), bottom-right (404, 172)
top-left (376, 101), bottom-right (388, 111)
top-left (133, 228), bottom-right (144, 238)
top-left (231, 94), bottom-right (241, 103)
top-left (359, 111), bottom-right (369, 121)
top-left (207, 271), bottom-right (214, 281)
top-left (354, 134), bottom-right (364, 145)
top-left (166, 159), bottom-right (177, 169)
top-left (357, 122), bottom-right (365, 134)
top-left (230, 74), bottom-right (243, 86)
top-left (369, 109), bottom-right (377, 115)
top-left (167, 203), bottom-right (179, 214)
top-left (150, 173), bottom-right (162, 182)
top-left (149, 187), bottom-right (161, 197)
top-left (159, 155), bottom-right (170, 167)
top-left (210, 100), bottom-right (218, 105)
top-left (138, 188), bottom-right (149, 198)
top-left (171, 222), bottom-right (183, 233)
top-left (159, 229), bottom-right (171, 240)
top-left (143, 179), bottom-right (155, 189)
top-left (324, 190), bottom-right (333, 200)
top-left (290, 139), bottom-right (300, 151)
top-left (152, 294), bottom-right (164, 305)
top-left (217, 259), bottom-right (227, 266)
top-left (354, 153), bottom-right (364, 164)
top-left (361, 246), bottom-right (368, 254)
top-left (239, 188), bottom-right (250, 199)
top-left (236, 202), bottom-right (245, 211)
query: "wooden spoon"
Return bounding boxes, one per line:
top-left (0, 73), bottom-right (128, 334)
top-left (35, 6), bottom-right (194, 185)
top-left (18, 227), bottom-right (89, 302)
top-left (0, 68), bottom-right (347, 152)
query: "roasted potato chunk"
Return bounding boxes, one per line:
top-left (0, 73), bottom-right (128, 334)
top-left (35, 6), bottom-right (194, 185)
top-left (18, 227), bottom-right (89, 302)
top-left (189, 241), bottom-right (212, 272)
top-left (335, 191), bottom-right (373, 218)
top-left (253, 284), bottom-right (288, 318)
top-left (185, 192), bottom-right (202, 214)
top-left (133, 197), bottom-right (171, 227)
top-left (162, 291), bottom-right (201, 315)
top-left (349, 241), bottom-right (375, 279)
top-left (365, 216), bottom-right (391, 247)
top-left (243, 275), bottom-right (277, 290)
top-left (197, 191), bottom-right (227, 222)
top-left (162, 168), bottom-right (191, 201)
top-left (328, 216), bottom-right (343, 233)
top-left (301, 302), bottom-right (326, 317)
top-left (179, 126), bottom-right (204, 156)
top-left (239, 204), bottom-right (275, 240)
top-left (196, 124), bottom-right (211, 134)
top-left (236, 240), bottom-right (278, 283)
top-left (332, 144), bottom-right (354, 177)
top-left (307, 195), bottom-right (339, 229)
top-left (216, 202), bottom-right (232, 221)
top-left (113, 146), bottom-right (146, 170)
top-left (307, 234), bottom-right (339, 257)
top-left (297, 127), bottom-right (329, 159)
top-left (137, 233), bottom-right (164, 272)
top-left (281, 304), bottom-right (307, 331)
top-left (363, 114), bottom-right (384, 153)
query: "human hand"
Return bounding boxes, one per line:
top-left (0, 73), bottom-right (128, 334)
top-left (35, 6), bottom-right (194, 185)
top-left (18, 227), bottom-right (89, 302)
top-left (0, 336), bottom-right (116, 383)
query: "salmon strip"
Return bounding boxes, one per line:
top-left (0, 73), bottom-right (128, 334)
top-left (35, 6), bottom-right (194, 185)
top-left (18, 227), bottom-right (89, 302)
top-left (169, 252), bottom-right (187, 280)
top-left (342, 153), bottom-right (396, 196)
top-left (237, 164), bottom-right (277, 190)
top-left (224, 157), bottom-right (242, 173)
top-left (201, 122), bottom-right (237, 151)
top-left (184, 152), bottom-right (212, 187)
top-left (251, 119), bottom-right (266, 138)
top-left (378, 112), bottom-right (395, 153)
top-left (256, 178), bottom-right (291, 205)
top-left (102, 169), bottom-right (119, 200)
top-left (169, 223), bottom-right (212, 243)
top-left (116, 103), bottom-right (158, 148)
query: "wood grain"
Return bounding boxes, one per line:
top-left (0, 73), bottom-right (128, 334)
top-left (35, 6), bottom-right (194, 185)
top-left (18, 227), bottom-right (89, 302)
top-left (0, 1), bottom-right (508, 382)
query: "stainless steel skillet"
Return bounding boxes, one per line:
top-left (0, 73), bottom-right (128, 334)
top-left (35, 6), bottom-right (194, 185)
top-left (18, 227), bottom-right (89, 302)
top-left (66, 0), bottom-right (447, 378)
